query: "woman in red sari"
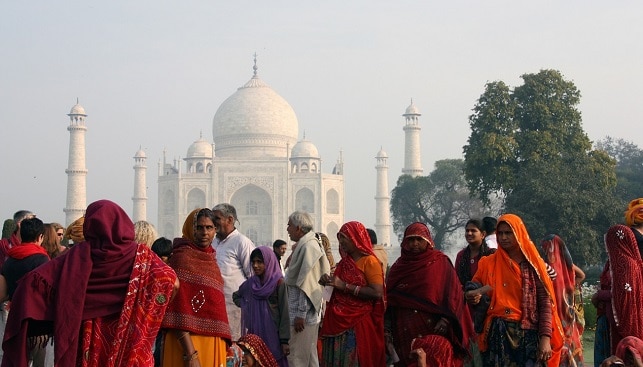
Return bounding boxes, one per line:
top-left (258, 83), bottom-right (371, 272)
top-left (2, 199), bottom-right (178, 367)
top-left (319, 221), bottom-right (386, 366)
top-left (605, 224), bottom-right (643, 352)
top-left (541, 234), bottom-right (584, 366)
top-left (386, 222), bottom-right (473, 367)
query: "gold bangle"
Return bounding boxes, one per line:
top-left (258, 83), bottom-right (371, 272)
top-left (182, 350), bottom-right (198, 361)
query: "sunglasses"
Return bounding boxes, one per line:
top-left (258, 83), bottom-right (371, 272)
top-left (57, 232), bottom-right (64, 237)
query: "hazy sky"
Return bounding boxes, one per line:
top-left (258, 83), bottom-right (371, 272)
top-left (2, 1), bottom-right (642, 241)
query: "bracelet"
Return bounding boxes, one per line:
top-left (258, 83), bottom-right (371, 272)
top-left (182, 350), bottom-right (198, 361)
top-left (177, 332), bottom-right (190, 341)
top-left (353, 285), bottom-right (361, 296)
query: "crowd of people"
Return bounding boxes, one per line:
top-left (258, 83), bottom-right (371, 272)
top-left (0, 198), bottom-right (642, 367)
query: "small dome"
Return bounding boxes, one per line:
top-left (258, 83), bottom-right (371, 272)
top-left (291, 139), bottom-right (319, 158)
top-left (134, 149), bottom-right (146, 158)
top-left (376, 148), bottom-right (388, 158)
top-left (69, 103), bottom-right (86, 115)
top-left (186, 137), bottom-right (213, 159)
top-left (404, 100), bottom-right (420, 115)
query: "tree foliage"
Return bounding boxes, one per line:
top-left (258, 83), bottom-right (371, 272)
top-left (595, 136), bottom-right (643, 204)
top-left (390, 159), bottom-right (487, 251)
top-left (463, 69), bottom-right (619, 265)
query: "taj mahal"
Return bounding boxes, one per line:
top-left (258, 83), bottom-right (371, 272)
top-left (63, 57), bottom-right (425, 249)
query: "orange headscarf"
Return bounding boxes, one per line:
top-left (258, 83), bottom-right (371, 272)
top-left (625, 198), bottom-right (643, 227)
top-left (473, 214), bottom-right (563, 366)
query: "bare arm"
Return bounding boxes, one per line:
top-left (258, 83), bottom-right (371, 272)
top-left (0, 275), bottom-right (7, 302)
top-left (573, 264), bottom-right (586, 285)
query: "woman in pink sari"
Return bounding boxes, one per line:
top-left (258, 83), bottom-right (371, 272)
top-left (541, 234), bottom-right (584, 366)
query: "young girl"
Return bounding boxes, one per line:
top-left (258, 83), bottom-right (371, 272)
top-left (233, 247), bottom-right (290, 367)
top-left (455, 218), bottom-right (496, 287)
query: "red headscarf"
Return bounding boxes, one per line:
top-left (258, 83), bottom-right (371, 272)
top-left (387, 222), bottom-right (472, 358)
top-left (321, 221), bottom-right (386, 366)
top-left (237, 334), bottom-right (279, 367)
top-left (616, 336), bottom-right (643, 365)
top-left (606, 224), bottom-right (643, 345)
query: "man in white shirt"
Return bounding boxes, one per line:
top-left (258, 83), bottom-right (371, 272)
top-left (211, 203), bottom-right (255, 341)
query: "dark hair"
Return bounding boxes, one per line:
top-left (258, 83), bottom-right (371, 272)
top-left (196, 208), bottom-right (217, 224)
top-left (151, 237), bottom-right (173, 258)
top-left (272, 239), bottom-right (287, 249)
top-left (20, 217), bottom-right (44, 243)
top-left (366, 228), bottom-right (377, 245)
top-left (466, 219), bottom-right (485, 232)
top-left (250, 248), bottom-right (264, 262)
top-left (483, 217), bottom-right (497, 234)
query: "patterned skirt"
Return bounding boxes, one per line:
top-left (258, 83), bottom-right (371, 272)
top-left (483, 318), bottom-right (540, 367)
top-left (320, 328), bottom-right (359, 367)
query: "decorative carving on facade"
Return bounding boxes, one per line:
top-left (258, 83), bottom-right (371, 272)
top-left (226, 176), bottom-right (274, 197)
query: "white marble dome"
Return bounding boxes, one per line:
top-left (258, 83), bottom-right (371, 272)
top-left (187, 137), bottom-right (213, 158)
top-left (69, 103), bottom-right (86, 115)
top-left (291, 139), bottom-right (319, 158)
top-left (212, 73), bottom-right (298, 158)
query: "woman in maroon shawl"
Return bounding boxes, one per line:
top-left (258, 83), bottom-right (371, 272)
top-left (386, 222), bottom-right (473, 367)
top-left (319, 221), bottom-right (386, 366)
top-left (2, 199), bottom-right (178, 367)
top-left (605, 224), bottom-right (643, 353)
top-left (161, 208), bottom-right (231, 367)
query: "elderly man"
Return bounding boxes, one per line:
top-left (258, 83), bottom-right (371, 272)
top-left (211, 203), bottom-right (254, 341)
top-left (285, 211), bottom-right (330, 367)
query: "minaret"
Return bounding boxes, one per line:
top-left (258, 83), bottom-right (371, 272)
top-left (402, 99), bottom-right (423, 177)
top-left (64, 100), bottom-right (88, 226)
top-left (132, 147), bottom-right (147, 221)
top-left (374, 148), bottom-right (392, 246)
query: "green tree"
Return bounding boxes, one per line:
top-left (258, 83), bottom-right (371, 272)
top-left (390, 159), bottom-right (487, 251)
top-left (463, 69), bottom-right (618, 265)
top-left (595, 136), bottom-right (643, 204)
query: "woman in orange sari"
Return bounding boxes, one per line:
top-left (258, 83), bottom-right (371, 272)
top-left (465, 214), bottom-right (563, 367)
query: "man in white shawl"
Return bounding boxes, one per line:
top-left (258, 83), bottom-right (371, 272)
top-left (285, 211), bottom-right (330, 367)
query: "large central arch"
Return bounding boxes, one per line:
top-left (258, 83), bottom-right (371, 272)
top-left (230, 184), bottom-right (273, 246)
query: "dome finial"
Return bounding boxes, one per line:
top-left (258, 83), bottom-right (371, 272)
top-left (253, 52), bottom-right (258, 77)
top-left (303, 130), bottom-right (306, 139)
top-left (200, 130), bottom-right (203, 139)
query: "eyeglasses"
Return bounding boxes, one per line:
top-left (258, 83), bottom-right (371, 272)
top-left (57, 232), bottom-right (64, 237)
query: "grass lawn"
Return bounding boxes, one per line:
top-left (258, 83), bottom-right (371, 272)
top-left (583, 328), bottom-right (595, 365)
